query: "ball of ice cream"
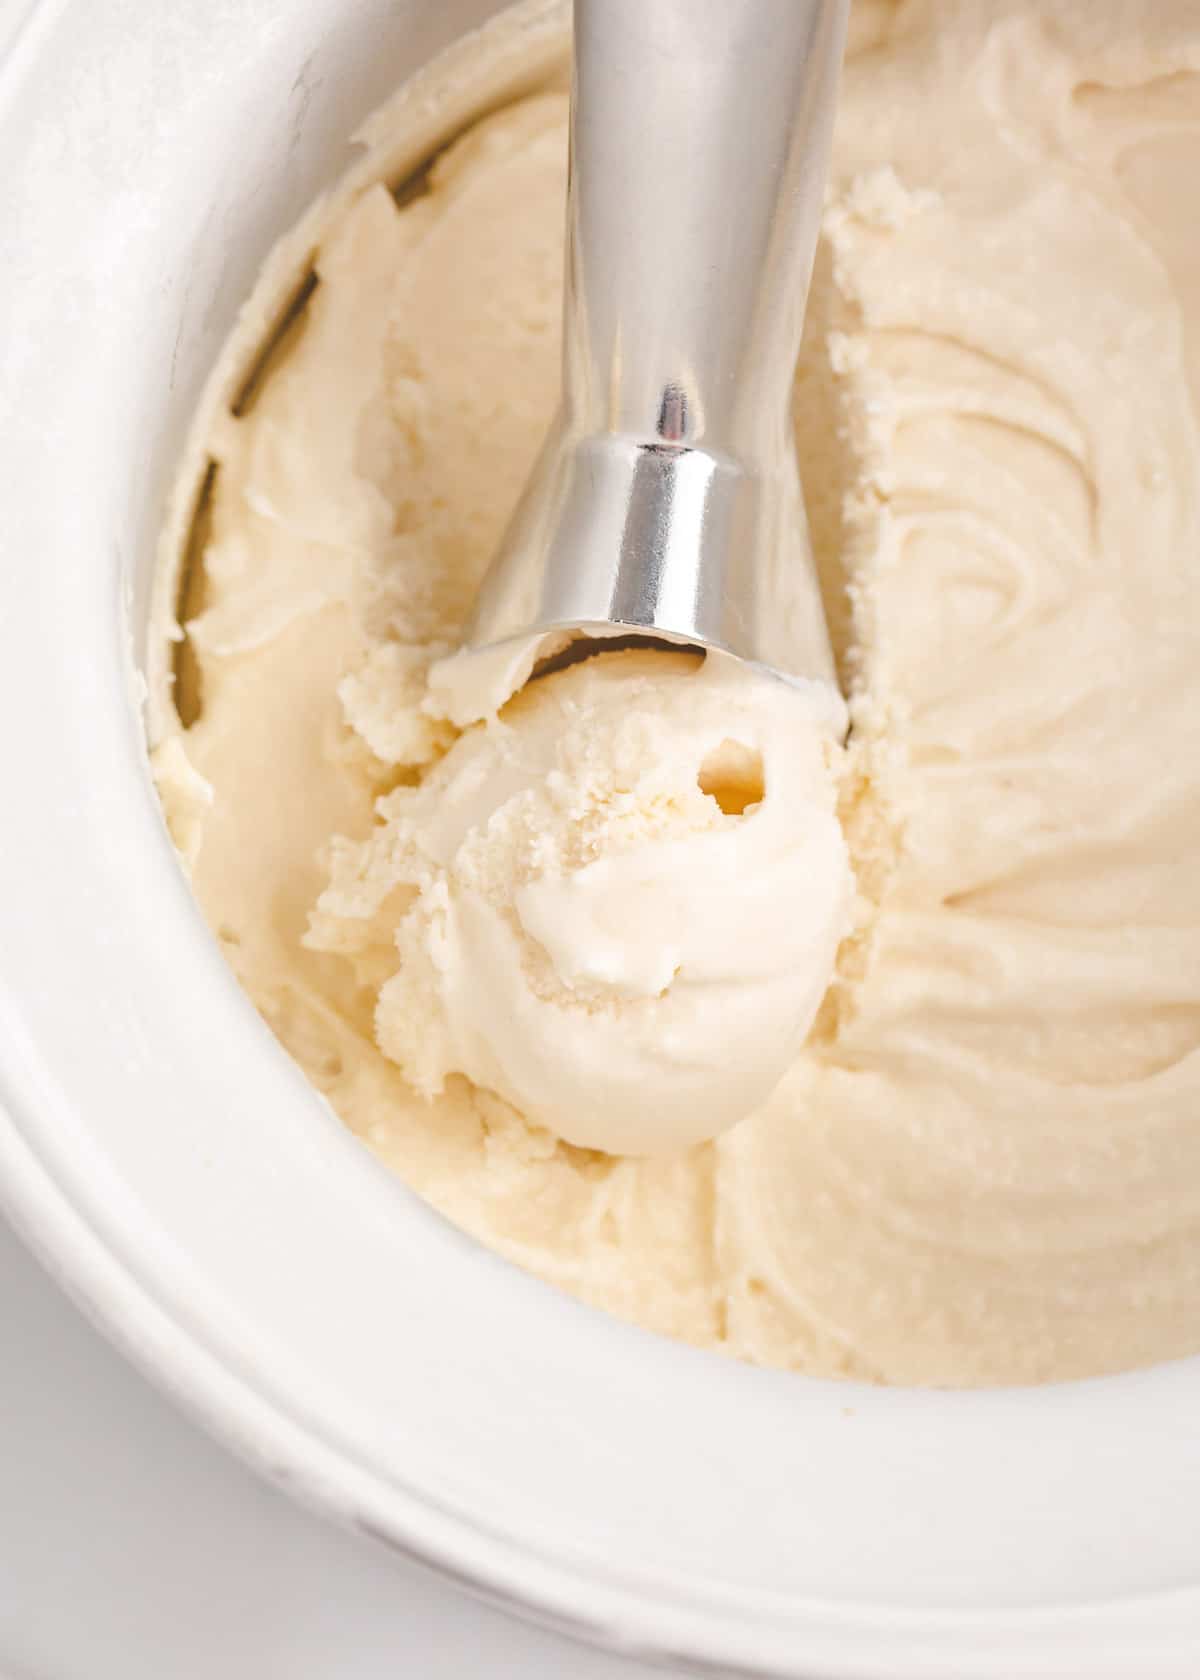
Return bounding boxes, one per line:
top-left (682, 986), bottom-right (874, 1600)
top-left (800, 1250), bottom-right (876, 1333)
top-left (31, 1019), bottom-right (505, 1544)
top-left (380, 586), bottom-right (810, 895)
top-left (309, 649), bottom-right (852, 1156)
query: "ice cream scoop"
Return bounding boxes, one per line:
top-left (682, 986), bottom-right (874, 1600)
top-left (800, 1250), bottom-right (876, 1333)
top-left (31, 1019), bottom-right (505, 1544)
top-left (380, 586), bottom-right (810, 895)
top-left (434, 0), bottom-right (850, 726)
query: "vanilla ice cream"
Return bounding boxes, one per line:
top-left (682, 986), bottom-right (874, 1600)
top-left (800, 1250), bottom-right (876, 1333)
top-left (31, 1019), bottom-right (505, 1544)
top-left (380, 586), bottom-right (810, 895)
top-left (151, 0), bottom-right (1200, 1386)
top-left (307, 648), bottom-right (852, 1155)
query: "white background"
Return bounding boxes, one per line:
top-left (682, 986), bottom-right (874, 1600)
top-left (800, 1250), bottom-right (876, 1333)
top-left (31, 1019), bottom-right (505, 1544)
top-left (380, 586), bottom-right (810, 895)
top-left (0, 1211), bottom-right (672, 1680)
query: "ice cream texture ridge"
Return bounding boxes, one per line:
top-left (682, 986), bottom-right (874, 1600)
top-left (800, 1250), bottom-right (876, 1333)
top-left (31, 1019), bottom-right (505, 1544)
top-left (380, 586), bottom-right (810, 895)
top-left (151, 0), bottom-right (1200, 1386)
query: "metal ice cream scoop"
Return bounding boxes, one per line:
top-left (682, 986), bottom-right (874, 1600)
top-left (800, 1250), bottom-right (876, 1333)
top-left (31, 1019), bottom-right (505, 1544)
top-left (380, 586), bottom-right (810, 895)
top-left (451, 0), bottom-right (849, 710)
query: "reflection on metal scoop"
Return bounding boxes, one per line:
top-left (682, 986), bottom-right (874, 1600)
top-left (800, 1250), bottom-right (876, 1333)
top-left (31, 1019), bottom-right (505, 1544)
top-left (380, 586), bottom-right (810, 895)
top-left (448, 0), bottom-right (849, 715)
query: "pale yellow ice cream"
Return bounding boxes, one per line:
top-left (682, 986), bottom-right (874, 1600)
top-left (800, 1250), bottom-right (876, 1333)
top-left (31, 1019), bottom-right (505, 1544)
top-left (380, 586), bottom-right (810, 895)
top-left (151, 0), bottom-right (1200, 1385)
top-left (307, 649), bottom-right (852, 1155)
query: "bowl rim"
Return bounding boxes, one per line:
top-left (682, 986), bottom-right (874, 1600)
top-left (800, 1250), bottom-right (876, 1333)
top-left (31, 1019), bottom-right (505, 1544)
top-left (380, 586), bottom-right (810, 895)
top-left (6, 1068), bottom-right (1200, 1680)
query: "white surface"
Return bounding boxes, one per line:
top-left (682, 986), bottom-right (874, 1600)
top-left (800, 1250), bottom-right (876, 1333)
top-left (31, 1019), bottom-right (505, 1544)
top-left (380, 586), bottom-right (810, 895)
top-left (0, 1209), bottom-right (668, 1680)
top-left (3, 2), bottom-right (1200, 1677)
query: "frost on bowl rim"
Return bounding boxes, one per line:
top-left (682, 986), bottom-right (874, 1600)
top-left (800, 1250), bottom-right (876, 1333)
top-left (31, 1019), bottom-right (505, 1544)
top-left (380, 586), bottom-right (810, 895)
top-left (2, 2), bottom-right (1200, 1677)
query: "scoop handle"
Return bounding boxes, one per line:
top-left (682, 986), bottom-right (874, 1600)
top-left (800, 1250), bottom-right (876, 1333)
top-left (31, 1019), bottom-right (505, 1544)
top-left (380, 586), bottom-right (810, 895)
top-left (566, 0), bottom-right (849, 462)
top-left (449, 0), bottom-right (850, 721)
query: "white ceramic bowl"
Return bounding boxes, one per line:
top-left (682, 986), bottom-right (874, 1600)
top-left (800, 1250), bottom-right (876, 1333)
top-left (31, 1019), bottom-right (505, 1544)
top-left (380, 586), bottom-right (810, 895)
top-left (3, 4), bottom-right (1200, 1675)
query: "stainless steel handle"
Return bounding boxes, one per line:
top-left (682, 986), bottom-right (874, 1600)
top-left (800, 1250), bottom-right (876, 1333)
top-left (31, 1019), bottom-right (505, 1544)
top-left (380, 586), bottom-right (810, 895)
top-left (566, 0), bottom-right (846, 463)
top-left (453, 0), bottom-right (849, 720)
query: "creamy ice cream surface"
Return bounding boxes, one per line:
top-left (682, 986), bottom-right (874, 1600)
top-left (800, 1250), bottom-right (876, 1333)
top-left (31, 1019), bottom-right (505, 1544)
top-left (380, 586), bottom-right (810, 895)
top-left (151, 0), bottom-right (1200, 1385)
top-left (307, 649), bottom-right (852, 1156)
